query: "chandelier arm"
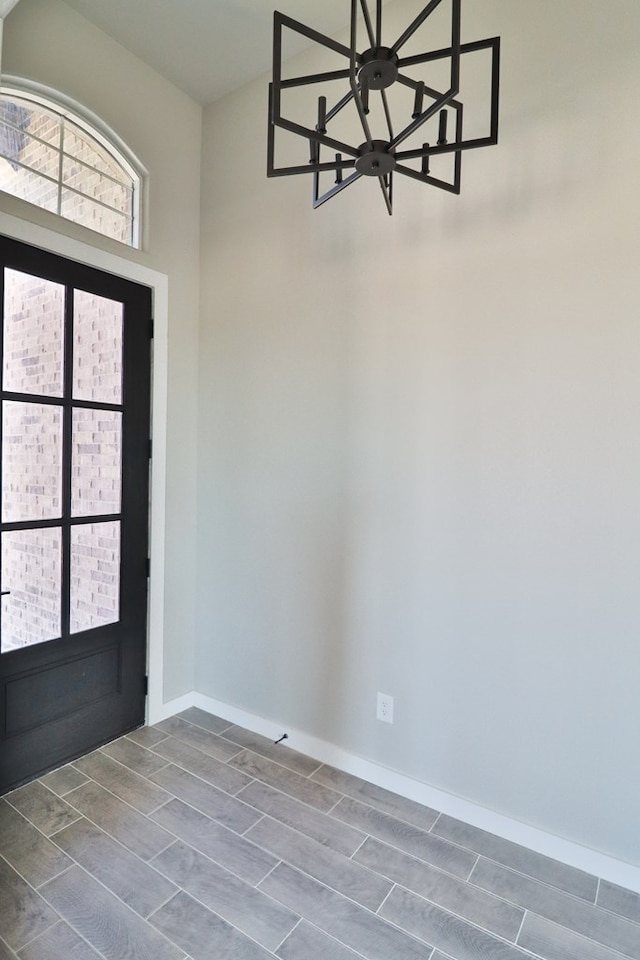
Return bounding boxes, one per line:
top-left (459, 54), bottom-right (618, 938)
top-left (394, 102), bottom-right (463, 194)
top-left (326, 89), bottom-right (356, 125)
top-left (489, 37), bottom-right (501, 143)
top-left (380, 89), bottom-right (395, 142)
top-left (270, 159), bottom-right (357, 178)
top-left (349, 77), bottom-right (374, 147)
top-left (313, 170), bottom-right (362, 209)
top-left (267, 82), bottom-right (277, 176)
top-left (390, 0), bottom-right (446, 56)
top-left (397, 135), bottom-right (495, 161)
top-left (350, 0), bottom-right (374, 147)
top-left (377, 173), bottom-right (393, 215)
top-left (395, 75), bottom-right (421, 93)
top-left (398, 35), bottom-right (499, 70)
top-left (395, 162), bottom-right (460, 194)
top-left (273, 112), bottom-right (360, 157)
top-left (275, 11), bottom-right (354, 61)
top-left (396, 74), bottom-right (461, 110)
top-left (390, 95), bottom-right (449, 150)
top-left (358, 0), bottom-right (376, 48)
top-left (280, 69), bottom-right (352, 89)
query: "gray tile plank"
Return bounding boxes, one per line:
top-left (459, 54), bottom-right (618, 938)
top-left (149, 764), bottom-right (261, 833)
top-left (312, 764), bottom-right (439, 830)
top-left (150, 734), bottom-right (251, 794)
top-left (260, 862), bottom-right (434, 960)
top-left (221, 725), bottom-right (322, 777)
top-left (518, 913), bottom-right (632, 960)
top-left (74, 750), bottom-right (171, 814)
top-left (53, 818), bottom-right (178, 919)
top-left (64, 780), bottom-right (173, 861)
top-left (17, 920), bottom-right (103, 960)
top-left (152, 840), bottom-right (299, 950)
top-left (101, 737), bottom-right (169, 777)
top-left (237, 780), bottom-right (365, 857)
top-left (355, 837), bottom-right (523, 942)
top-left (40, 766), bottom-right (89, 798)
top-left (40, 865), bottom-right (184, 960)
top-left (149, 891), bottom-right (273, 960)
top-left (0, 800), bottom-right (71, 888)
top-left (379, 886), bottom-right (530, 960)
top-left (127, 726), bottom-right (169, 748)
top-left (433, 815), bottom-right (598, 902)
top-left (276, 921), bottom-right (364, 960)
top-left (151, 798), bottom-right (277, 885)
top-left (155, 716), bottom-right (241, 761)
top-left (176, 707), bottom-right (232, 735)
top-left (598, 880), bottom-right (640, 924)
top-left (6, 782), bottom-right (80, 837)
top-left (0, 857), bottom-right (58, 951)
top-left (332, 797), bottom-right (476, 880)
top-left (229, 751), bottom-right (341, 813)
top-left (246, 816), bottom-right (391, 912)
top-left (0, 938), bottom-right (18, 960)
top-left (471, 858), bottom-right (640, 960)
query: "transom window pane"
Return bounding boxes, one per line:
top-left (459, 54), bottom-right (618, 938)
top-left (0, 91), bottom-right (139, 247)
top-left (64, 120), bottom-right (130, 183)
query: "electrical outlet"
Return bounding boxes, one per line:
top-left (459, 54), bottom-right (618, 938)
top-left (377, 692), bottom-right (394, 724)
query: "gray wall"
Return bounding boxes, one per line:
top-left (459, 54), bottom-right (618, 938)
top-left (197, 0), bottom-right (640, 864)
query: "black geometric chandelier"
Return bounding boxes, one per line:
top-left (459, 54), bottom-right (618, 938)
top-left (267, 0), bottom-right (500, 214)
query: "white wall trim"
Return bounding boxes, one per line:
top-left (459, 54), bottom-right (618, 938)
top-left (0, 210), bottom-right (169, 730)
top-left (159, 689), bottom-right (640, 895)
top-left (149, 691), bottom-right (194, 724)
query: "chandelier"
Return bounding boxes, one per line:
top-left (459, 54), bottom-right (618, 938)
top-left (267, 0), bottom-right (500, 214)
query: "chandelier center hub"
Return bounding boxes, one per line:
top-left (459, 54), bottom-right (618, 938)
top-left (358, 47), bottom-right (399, 90)
top-left (355, 140), bottom-right (396, 177)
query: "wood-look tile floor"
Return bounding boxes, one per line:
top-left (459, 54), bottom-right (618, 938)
top-left (1, 708), bottom-right (639, 959)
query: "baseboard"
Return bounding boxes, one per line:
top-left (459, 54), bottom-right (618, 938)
top-left (148, 691), bottom-right (194, 724)
top-left (155, 690), bottom-right (640, 895)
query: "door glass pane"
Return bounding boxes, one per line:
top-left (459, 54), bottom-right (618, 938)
top-left (71, 408), bottom-right (122, 517)
top-left (1, 527), bottom-right (62, 652)
top-left (2, 401), bottom-right (63, 522)
top-left (73, 290), bottom-right (123, 403)
top-left (70, 521), bottom-right (120, 633)
top-left (3, 268), bottom-right (64, 397)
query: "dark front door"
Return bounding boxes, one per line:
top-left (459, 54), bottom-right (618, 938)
top-left (0, 235), bottom-right (151, 793)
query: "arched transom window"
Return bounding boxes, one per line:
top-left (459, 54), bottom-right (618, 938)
top-left (0, 85), bottom-right (141, 247)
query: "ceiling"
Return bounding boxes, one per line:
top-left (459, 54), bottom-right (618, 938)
top-left (60, 0), bottom-right (357, 105)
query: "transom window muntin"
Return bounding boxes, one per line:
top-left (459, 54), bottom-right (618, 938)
top-left (0, 85), bottom-right (141, 247)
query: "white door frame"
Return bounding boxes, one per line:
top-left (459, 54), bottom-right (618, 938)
top-left (0, 211), bottom-right (168, 724)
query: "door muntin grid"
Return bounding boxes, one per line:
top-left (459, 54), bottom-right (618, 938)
top-left (1, 268), bottom-right (124, 653)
